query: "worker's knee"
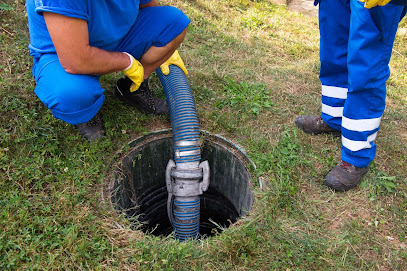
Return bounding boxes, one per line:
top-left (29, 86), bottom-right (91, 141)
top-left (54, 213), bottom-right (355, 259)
top-left (34, 58), bottom-right (104, 124)
top-left (36, 74), bottom-right (103, 112)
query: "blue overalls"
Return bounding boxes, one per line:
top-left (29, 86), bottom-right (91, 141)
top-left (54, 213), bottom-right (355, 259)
top-left (317, 0), bottom-right (406, 167)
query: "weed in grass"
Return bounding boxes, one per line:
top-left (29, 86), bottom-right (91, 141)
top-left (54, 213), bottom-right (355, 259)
top-left (362, 162), bottom-right (405, 198)
top-left (216, 76), bottom-right (274, 116)
top-left (373, 174), bottom-right (397, 194)
top-left (0, 3), bottom-right (12, 11)
top-left (250, 129), bottom-right (309, 178)
top-left (245, 129), bottom-right (316, 217)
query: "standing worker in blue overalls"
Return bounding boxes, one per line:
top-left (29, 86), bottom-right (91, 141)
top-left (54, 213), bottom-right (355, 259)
top-left (295, 0), bottom-right (406, 191)
top-left (26, 0), bottom-right (189, 140)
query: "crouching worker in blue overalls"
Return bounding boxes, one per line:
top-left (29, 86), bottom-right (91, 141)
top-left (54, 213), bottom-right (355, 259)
top-left (26, 0), bottom-right (190, 140)
top-left (295, 0), bottom-right (406, 191)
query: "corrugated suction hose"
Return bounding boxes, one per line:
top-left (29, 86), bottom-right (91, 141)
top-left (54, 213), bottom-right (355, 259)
top-left (156, 65), bottom-right (209, 241)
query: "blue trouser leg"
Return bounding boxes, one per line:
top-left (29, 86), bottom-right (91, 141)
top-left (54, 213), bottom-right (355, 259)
top-left (342, 1), bottom-right (406, 167)
top-left (115, 6), bottom-right (190, 59)
top-left (319, 0), bottom-right (350, 131)
top-left (318, 0), bottom-right (406, 167)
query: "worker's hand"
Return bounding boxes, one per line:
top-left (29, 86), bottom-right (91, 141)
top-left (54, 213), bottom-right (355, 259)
top-left (160, 50), bottom-right (188, 76)
top-left (360, 0), bottom-right (391, 9)
top-left (122, 52), bottom-right (144, 92)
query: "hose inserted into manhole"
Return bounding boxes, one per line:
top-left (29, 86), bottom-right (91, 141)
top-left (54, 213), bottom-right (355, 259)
top-left (156, 64), bottom-right (209, 241)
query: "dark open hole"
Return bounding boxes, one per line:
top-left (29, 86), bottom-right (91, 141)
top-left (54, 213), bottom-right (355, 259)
top-left (105, 130), bottom-right (255, 239)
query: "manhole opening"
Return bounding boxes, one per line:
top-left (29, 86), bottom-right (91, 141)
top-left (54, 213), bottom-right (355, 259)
top-left (105, 130), bottom-right (255, 239)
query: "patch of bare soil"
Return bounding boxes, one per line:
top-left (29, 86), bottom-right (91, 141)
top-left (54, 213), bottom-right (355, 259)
top-left (288, 0), bottom-right (318, 17)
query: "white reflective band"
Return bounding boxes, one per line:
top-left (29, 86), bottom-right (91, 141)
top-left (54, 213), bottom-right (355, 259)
top-left (342, 132), bottom-right (377, 152)
top-left (321, 104), bottom-right (343, 118)
top-left (342, 116), bottom-right (381, 132)
top-left (322, 85), bottom-right (348, 99)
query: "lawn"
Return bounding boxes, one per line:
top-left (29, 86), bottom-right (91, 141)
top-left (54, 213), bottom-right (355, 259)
top-left (1, 0), bottom-right (406, 270)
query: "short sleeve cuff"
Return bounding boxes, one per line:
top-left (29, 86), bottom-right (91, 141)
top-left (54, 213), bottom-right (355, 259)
top-left (140, 0), bottom-right (153, 5)
top-left (35, 6), bottom-right (89, 21)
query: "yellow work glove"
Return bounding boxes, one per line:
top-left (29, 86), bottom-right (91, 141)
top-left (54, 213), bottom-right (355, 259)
top-left (122, 52), bottom-right (144, 92)
top-left (160, 50), bottom-right (188, 76)
top-left (360, 0), bottom-right (391, 9)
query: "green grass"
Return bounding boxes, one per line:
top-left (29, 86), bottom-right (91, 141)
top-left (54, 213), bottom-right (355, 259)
top-left (1, 0), bottom-right (407, 269)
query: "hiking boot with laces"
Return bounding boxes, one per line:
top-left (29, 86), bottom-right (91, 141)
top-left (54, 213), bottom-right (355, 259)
top-left (114, 77), bottom-right (169, 115)
top-left (325, 161), bottom-right (369, 191)
top-left (74, 112), bottom-right (105, 141)
top-left (295, 115), bottom-right (340, 135)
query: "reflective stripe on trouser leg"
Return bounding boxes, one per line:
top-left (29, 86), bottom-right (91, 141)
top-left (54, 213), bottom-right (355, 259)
top-left (341, 0), bottom-right (406, 168)
top-left (318, 0), bottom-right (350, 131)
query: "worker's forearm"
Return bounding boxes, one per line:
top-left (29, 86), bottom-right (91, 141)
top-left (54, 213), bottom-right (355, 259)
top-left (60, 47), bottom-right (131, 75)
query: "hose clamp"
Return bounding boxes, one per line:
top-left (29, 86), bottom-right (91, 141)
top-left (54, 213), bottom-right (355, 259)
top-left (166, 159), bottom-right (210, 225)
top-left (174, 140), bottom-right (200, 147)
top-left (174, 149), bottom-right (201, 159)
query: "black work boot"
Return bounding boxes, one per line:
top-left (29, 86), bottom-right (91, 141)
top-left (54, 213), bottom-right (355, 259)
top-left (325, 161), bottom-right (369, 191)
top-left (295, 115), bottom-right (340, 136)
top-left (114, 77), bottom-right (169, 115)
top-left (74, 113), bottom-right (105, 141)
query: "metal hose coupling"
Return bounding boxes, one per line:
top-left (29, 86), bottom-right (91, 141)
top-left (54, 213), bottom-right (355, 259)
top-left (165, 158), bottom-right (210, 241)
